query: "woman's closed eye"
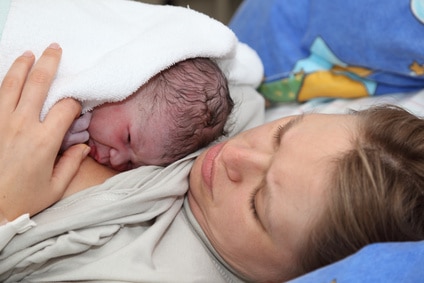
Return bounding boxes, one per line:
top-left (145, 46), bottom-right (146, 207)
top-left (273, 125), bottom-right (284, 144)
top-left (250, 184), bottom-right (268, 231)
top-left (273, 114), bottom-right (305, 146)
top-left (249, 187), bottom-right (260, 220)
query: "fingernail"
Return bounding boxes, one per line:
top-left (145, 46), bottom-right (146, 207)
top-left (82, 145), bottom-right (91, 158)
top-left (48, 42), bottom-right (61, 50)
top-left (22, 50), bottom-right (33, 57)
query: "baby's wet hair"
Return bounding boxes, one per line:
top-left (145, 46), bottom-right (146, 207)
top-left (145, 57), bottom-right (233, 165)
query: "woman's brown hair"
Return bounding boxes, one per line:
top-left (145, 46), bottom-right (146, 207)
top-left (298, 105), bottom-right (424, 275)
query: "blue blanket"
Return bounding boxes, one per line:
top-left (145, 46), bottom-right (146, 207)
top-left (289, 241), bottom-right (424, 283)
top-left (230, 0), bottom-right (424, 103)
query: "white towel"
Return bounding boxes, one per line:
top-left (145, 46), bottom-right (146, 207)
top-left (0, 0), bottom-right (263, 120)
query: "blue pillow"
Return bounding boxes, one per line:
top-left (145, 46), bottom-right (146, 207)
top-left (288, 241), bottom-right (424, 283)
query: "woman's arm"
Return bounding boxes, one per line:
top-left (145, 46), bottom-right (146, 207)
top-left (0, 44), bottom-right (88, 223)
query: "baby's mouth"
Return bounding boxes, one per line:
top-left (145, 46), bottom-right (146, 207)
top-left (87, 139), bottom-right (113, 168)
top-left (87, 139), bottom-right (97, 159)
top-left (87, 140), bottom-right (105, 165)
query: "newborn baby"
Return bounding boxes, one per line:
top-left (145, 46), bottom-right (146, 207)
top-left (62, 58), bottom-right (234, 171)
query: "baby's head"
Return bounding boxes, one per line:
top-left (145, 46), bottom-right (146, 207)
top-left (147, 58), bottom-right (234, 165)
top-left (88, 58), bottom-right (234, 171)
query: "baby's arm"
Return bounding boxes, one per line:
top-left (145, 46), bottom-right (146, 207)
top-left (60, 111), bottom-right (92, 152)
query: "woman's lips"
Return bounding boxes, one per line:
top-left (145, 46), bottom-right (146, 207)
top-left (201, 142), bottom-right (226, 191)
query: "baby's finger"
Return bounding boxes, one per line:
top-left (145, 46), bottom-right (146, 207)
top-left (71, 112), bottom-right (92, 132)
top-left (61, 131), bottom-right (90, 152)
top-left (68, 131), bottom-right (90, 144)
top-left (18, 43), bottom-right (62, 117)
top-left (0, 51), bottom-right (35, 113)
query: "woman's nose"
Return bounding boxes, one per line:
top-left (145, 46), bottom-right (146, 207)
top-left (221, 143), bottom-right (271, 182)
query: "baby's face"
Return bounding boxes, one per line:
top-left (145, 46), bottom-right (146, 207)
top-left (87, 94), bottom-right (169, 171)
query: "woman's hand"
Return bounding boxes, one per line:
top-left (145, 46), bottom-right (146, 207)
top-left (0, 44), bottom-right (90, 223)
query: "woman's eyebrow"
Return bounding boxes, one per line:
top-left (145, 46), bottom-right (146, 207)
top-left (275, 114), bottom-right (305, 145)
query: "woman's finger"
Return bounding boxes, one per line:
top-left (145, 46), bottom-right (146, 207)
top-left (44, 97), bottom-right (82, 150)
top-left (0, 51), bottom-right (35, 113)
top-left (50, 144), bottom-right (90, 201)
top-left (17, 43), bottom-right (62, 117)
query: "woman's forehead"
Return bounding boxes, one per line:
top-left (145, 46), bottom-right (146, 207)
top-left (265, 113), bottom-right (355, 250)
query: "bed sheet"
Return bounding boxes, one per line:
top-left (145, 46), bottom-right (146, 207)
top-left (265, 89), bottom-right (424, 122)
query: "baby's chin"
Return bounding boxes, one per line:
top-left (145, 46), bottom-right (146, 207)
top-left (113, 163), bottom-right (133, 172)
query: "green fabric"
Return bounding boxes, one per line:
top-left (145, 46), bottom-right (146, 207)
top-left (0, 0), bottom-right (11, 41)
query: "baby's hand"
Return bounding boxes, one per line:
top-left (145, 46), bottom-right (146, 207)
top-left (61, 111), bottom-right (92, 151)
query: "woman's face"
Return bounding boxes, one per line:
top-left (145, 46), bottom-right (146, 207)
top-left (188, 113), bottom-right (357, 282)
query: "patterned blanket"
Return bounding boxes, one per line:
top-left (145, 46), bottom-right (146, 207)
top-left (230, 0), bottom-right (424, 103)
